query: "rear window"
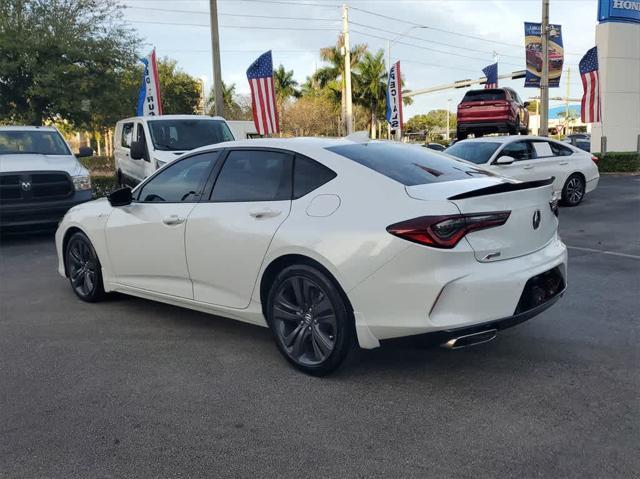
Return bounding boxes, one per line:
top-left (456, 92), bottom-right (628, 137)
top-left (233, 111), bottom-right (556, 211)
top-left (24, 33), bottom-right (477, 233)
top-left (445, 141), bottom-right (501, 164)
top-left (462, 90), bottom-right (506, 102)
top-left (326, 141), bottom-right (495, 186)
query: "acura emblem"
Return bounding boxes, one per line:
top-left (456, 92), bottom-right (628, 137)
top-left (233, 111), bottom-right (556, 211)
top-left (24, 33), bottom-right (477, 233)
top-left (532, 210), bottom-right (541, 230)
top-left (20, 180), bottom-right (32, 192)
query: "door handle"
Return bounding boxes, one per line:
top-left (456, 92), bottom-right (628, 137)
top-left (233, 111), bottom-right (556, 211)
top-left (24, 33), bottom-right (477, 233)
top-left (523, 165), bottom-right (534, 170)
top-left (559, 161), bottom-right (569, 165)
top-left (162, 215), bottom-right (185, 225)
top-left (249, 208), bottom-right (281, 219)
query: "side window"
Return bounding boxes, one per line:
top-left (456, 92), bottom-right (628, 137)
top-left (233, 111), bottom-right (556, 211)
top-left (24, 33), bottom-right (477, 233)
top-left (531, 141), bottom-right (554, 158)
top-left (211, 150), bottom-right (292, 202)
top-left (499, 141), bottom-right (533, 162)
top-left (121, 123), bottom-right (134, 148)
top-left (293, 155), bottom-right (337, 199)
top-left (137, 151), bottom-right (218, 203)
top-left (135, 124), bottom-right (150, 162)
top-left (549, 141), bottom-right (574, 157)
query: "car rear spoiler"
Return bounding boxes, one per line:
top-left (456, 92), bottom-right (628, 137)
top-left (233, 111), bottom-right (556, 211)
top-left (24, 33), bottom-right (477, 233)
top-left (448, 177), bottom-right (554, 200)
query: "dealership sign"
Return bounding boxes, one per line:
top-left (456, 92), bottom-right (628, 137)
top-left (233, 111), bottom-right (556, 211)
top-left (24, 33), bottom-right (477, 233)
top-left (599, 0), bottom-right (640, 23)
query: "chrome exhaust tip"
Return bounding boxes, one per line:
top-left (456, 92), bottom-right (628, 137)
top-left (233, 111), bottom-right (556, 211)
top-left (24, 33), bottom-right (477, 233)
top-left (442, 329), bottom-right (498, 349)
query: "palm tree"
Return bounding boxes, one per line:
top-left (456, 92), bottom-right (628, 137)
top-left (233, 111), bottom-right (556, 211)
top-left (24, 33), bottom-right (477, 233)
top-left (319, 38), bottom-right (367, 134)
top-left (354, 49), bottom-right (387, 139)
top-left (207, 81), bottom-right (240, 117)
top-left (273, 64), bottom-right (300, 133)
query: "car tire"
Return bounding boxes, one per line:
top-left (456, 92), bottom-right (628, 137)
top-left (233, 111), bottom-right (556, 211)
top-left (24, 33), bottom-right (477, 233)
top-left (65, 231), bottom-right (106, 302)
top-left (266, 264), bottom-right (355, 376)
top-left (561, 174), bottom-right (586, 207)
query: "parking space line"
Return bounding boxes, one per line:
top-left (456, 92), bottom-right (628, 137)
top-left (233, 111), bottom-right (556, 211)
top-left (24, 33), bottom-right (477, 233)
top-left (567, 245), bottom-right (640, 260)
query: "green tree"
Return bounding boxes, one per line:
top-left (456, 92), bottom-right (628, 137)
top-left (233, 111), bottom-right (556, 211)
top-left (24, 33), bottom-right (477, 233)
top-left (0, 0), bottom-right (138, 126)
top-left (154, 59), bottom-right (201, 115)
top-left (273, 64), bottom-right (300, 132)
top-left (354, 50), bottom-right (387, 138)
top-left (319, 39), bottom-right (367, 134)
top-left (206, 81), bottom-right (251, 120)
top-left (405, 109), bottom-right (456, 140)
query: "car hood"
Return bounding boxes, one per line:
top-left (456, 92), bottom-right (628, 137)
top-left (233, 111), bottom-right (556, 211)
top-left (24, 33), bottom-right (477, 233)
top-left (0, 154), bottom-right (88, 176)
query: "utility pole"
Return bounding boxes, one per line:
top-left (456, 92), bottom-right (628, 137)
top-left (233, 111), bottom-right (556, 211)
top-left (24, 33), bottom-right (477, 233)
top-left (565, 67), bottom-right (570, 133)
top-left (342, 4), bottom-right (353, 136)
top-left (446, 99), bottom-right (451, 142)
top-left (539, 0), bottom-right (550, 137)
top-left (209, 0), bottom-right (224, 118)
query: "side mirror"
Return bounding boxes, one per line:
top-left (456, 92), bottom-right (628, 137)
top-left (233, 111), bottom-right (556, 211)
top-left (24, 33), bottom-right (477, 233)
top-left (130, 140), bottom-right (145, 160)
top-left (107, 187), bottom-right (133, 207)
top-left (77, 146), bottom-right (93, 158)
top-left (523, 101), bottom-right (530, 108)
top-left (495, 155), bottom-right (515, 165)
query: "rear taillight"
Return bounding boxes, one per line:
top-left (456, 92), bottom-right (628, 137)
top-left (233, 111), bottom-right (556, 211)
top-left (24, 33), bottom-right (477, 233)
top-left (591, 155), bottom-right (599, 163)
top-left (387, 211), bottom-right (511, 249)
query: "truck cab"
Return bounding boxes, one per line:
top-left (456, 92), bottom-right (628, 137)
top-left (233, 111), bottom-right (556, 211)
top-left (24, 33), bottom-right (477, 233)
top-left (114, 115), bottom-right (235, 186)
top-left (0, 126), bottom-right (93, 230)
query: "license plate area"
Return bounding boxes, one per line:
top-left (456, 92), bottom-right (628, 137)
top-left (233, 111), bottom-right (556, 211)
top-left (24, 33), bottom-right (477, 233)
top-left (515, 266), bottom-right (565, 315)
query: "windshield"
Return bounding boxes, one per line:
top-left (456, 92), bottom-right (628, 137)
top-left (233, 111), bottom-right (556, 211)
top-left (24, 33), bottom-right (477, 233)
top-left (147, 119), bottom-right (234, 151)
top-left (326, 141), bottom-right (495, 186)
top-left (445, 141), bottom-right (501, 165)
top-left (0, 130), bottom-right (71, 155)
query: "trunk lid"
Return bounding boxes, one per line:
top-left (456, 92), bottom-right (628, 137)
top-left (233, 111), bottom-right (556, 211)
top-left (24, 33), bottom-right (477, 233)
top-left (406, 178), bottom-right (557, 262)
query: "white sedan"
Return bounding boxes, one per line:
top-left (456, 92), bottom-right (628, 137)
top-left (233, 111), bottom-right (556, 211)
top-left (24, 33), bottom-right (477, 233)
top-left (55, 138), bottom-right (567, 375)
top-left (445, 135), bottom-right (599, 206)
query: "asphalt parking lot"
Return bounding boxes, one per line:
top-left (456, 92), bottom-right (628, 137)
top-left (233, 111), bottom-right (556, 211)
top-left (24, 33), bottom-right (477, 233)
top-left (1, 175), bottom-right (639, 478)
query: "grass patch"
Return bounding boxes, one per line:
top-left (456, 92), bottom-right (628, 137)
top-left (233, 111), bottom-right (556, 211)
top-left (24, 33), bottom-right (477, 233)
top-left (595, 152), bottom-right (640, 173)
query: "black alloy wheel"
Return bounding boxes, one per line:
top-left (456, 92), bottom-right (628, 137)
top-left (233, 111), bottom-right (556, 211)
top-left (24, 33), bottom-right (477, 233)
top-left (561, 174), bottom-right (586, 207)
top-left (65, 232), bottom-right (105, 302)
top-left (267, 265), bottom-right (354, 376)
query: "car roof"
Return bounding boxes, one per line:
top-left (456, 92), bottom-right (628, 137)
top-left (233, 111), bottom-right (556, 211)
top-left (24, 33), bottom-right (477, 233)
top-left (186, 136), bottom-right (360, 156)
top-left (117, 115), bottom-right (228, 123)
top-left (454, 135), bottom-right (564, 144)
top-left (0, 125), bottom-right (59, 131)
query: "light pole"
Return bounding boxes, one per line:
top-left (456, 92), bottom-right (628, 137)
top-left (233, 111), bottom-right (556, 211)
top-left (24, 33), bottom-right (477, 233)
top-left (539, 0), bottom-right (550, 137)
top-left (446, 98), bottom-right (452, 142)
top-left (209, 0), bottom-right (224, 118)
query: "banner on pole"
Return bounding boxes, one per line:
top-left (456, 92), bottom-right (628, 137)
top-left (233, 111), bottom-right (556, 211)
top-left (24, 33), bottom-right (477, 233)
top-left (523, 22), bottom-right (564, 88)
top-left (136, 49), bottom-right (163, 116)
top-left (385, 61), bottom-right (404, 134)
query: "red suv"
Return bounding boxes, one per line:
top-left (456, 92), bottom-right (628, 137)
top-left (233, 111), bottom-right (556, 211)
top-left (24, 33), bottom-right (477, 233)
top-left (456, 88), bottom-right (529, 140)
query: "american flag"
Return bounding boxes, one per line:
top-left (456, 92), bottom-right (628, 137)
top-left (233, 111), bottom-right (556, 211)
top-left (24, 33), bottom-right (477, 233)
top-left (246, 50), bottom-right (279, 135)
top-left (579, 47), bottom-right (600, 123)
top-left (482, 62), bottom-right (498, 89)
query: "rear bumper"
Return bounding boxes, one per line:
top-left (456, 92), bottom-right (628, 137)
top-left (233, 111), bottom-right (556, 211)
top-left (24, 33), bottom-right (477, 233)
top-left (586, 176), bottom-right (599, 194)
top-left (0, 190), bottom-right (92, 229)
top-left (348, 236), bottom-right (568, 346)
top-left (457, 120), bottom-right (516, 133)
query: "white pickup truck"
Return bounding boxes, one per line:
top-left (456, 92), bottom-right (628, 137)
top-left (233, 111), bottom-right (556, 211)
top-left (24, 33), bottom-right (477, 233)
top-left (0, 125), bottom-right (93, 229)
top-left (114, 115), bottom-right (235, 186)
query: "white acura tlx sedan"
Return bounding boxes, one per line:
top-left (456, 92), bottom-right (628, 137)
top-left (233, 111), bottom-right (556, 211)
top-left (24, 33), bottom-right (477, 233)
top-left (55, 138), bottom-right (567, 375)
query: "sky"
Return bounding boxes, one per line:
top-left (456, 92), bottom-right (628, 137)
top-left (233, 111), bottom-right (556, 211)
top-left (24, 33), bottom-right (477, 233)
top-left (120, 0), bottom-right (599, 118)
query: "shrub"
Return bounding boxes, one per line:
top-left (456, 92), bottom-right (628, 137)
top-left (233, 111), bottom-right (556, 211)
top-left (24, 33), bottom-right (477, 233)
top-left (92, 175), bottom-right (117, 199)
top-left (595, 152), bottom-right (640, 173)
top-left (80, 156), bottom-right (114, 175)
